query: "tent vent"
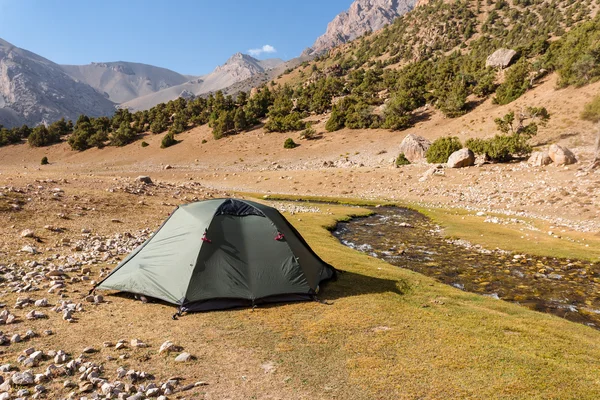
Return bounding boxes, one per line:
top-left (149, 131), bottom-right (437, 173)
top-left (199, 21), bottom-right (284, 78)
top-left (214, 199), bottom-right (265, 217)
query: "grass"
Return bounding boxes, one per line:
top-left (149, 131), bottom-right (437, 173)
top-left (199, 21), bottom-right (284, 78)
top-left (418, 206), bottom-right (600, 261)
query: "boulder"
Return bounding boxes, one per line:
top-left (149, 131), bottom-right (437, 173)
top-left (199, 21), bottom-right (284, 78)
top-left (548, 144), bottom-right (577, 166)
top-left (399, 134), bottom-right (431, 163)
top-left (528, 151), bottom-right (552, 167)
top-left (447, 148), bottom-right (475, 168)
top-left (486, 48), bottom-right (517, 68)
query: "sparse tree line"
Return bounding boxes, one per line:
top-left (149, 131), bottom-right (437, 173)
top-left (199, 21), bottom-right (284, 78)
top-left (1, 0), bottom-right (600, 157)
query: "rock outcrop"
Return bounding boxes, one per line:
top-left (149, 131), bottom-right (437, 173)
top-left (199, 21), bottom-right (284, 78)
top-left (399, 134), bottom-right (431, 163)
top-left (528, 151), bottom-right (552, 167)
top-left (548, 144), bottom-right (577, 166)
top-left (0, 38), bottom-right (116, 128)
top-left (303, 0), bottom-right (418, 56)
top-left (486, 48), bottom-right (517, 69)
top-left (447, 148), bottom-right (475, 168)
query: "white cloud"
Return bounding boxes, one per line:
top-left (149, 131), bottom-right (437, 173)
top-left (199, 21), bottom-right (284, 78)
top-left (248, 44), bottom-right (277, 57)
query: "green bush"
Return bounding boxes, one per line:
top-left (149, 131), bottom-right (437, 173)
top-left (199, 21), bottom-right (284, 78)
top-left (466, 134), bottom-right (532, 162)
top-left (161, 132), bottom-right (178, 148)
top-left (41, 156), bottom-right (49, 165)
top-left (141, 141), bottom-right (149, 147)
top-left (201, 139), bottom-right (208, 144)
top-left (396, 153), bottom-right (410, 166)
top-left (426, 137), bottom-right (463, 163)
top-left (283, 138), bottom-right (298, 149)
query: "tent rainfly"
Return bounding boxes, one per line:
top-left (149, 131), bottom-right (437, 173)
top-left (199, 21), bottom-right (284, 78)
top-left (94, 198), bottom-right (336, 312)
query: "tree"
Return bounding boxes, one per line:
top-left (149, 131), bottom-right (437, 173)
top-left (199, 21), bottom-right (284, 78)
top-left (382, 93), bottom-right (413, 130)
top-left (212, 110), bottom-right (235, 139)
top-left (28, 125), bottom-right (60, 147)
top-left (581, 95), bottom-right (600, 169)
top-left (110, 122), bottom-right (136, 147)
top-left (234, 107), bottom-right (248, 132)
top-left (494, 106), bottom-right (550, 138)
top-left (494, 59), bottom-right (532, 105)
top-left (150, 113), bottom-right (169, 133)
top-left (437, 78), bottom-right (468, 118)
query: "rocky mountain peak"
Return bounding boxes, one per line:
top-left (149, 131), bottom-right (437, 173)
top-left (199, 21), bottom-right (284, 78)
top-left (304, 0), bottom-right (418, 56)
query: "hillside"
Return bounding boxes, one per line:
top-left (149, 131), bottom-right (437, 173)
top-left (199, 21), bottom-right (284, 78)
top-left (60, 61), bottom-right (193, 104)
top-left (0, 38), bottom-right (116, 128)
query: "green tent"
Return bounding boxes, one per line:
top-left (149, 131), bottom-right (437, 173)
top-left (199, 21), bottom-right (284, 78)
top-left (95, 198), bottom-right (336, 312)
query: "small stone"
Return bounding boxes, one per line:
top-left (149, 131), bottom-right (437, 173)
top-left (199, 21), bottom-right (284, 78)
top-left (174, 352), bottom-right (193, 362)
top-left (21, 229), bottom-right (35, 238)
top-left (82, 347), bottom-right (97, 354)
top-left (130, 339), bottom-right (147, 348)
top-left (11, 370), bottom-right (35, 385)
top-left (146, 387), bottom-right (161, 397)
top-left (158, 341), bottom-right (182, 354)
top-left (78, 381), bottom-right (94, 393)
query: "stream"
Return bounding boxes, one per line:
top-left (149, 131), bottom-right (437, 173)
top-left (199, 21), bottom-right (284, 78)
top-left (332, 207), bottom-right (600, 329)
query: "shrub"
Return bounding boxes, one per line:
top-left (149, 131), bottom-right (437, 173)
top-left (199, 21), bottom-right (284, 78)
top-left (300, 126), bottom-right (318, 140)
top-left (283, 138), bottom-right (298, 149)
top-left (466, 134), bottom-right (532, 162)
top-left (201, 139), bottom-right (208, 144)
top-left (41, 156), bottom-right (49, 165)
top-left (161, 132), bottom-right (178, 148)
top-left (141, 141), bottom-right (149, 147)
top-left (396, 153), bottom-right (410, 166)
top-left (425, 137), bottom-right (463, 163)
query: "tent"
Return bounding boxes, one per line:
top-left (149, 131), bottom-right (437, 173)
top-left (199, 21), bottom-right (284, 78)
top-left (94, 198), bottom-right (336, 312)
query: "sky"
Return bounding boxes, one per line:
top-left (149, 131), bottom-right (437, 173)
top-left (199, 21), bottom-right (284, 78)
top-left (0, 0), bottom-right (351, 76)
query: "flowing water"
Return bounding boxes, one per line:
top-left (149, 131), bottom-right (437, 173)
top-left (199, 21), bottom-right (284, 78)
top-left (332, 207), bottom-right (600, 329)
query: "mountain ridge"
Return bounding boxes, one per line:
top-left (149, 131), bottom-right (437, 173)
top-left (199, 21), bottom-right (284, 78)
top-left (60, 61), bottom-right (193, 104)
top-left (120, 53), bottom-right (284, 111)
top-left (0, 38), bottom-right (116, 128)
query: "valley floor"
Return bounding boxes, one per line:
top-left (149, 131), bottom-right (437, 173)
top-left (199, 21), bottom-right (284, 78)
top-left (1, 73), bottom-right (600, 398)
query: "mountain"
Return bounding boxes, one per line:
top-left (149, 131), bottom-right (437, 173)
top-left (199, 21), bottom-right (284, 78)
top-left (303, 0), bottom-right (417, 56)
top-left (121, 53), bottom-right (284, 111)
top-left (0, 38), bottom-right (116, 128)
top-left (60, 62), bottom-right (192, 104)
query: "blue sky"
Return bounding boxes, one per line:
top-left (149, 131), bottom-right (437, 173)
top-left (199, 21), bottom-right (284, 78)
top-left (0, 0), bottom-right (351, 75)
